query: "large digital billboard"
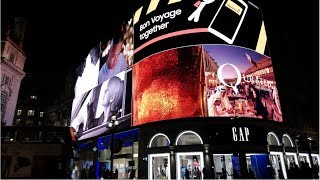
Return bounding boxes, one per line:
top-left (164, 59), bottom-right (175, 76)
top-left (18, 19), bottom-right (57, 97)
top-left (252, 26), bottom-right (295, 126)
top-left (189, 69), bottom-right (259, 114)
top-left (134, 0), bottom-right (266, 62)
top-left (203, 44), bottom-right (282, 121)
top-left (132, 44), bottom-right (282, 126)
top-left (132, 45), bottom-right (205, 126)
top-left (71, 71), bottom-right (131, 140)
top-left (71, 19), bottom-right (134, 140)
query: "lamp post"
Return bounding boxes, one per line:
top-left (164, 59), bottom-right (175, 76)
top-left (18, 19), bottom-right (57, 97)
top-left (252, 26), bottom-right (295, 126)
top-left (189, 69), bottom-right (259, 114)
top-left (107, 112), bottom-right (120, 175)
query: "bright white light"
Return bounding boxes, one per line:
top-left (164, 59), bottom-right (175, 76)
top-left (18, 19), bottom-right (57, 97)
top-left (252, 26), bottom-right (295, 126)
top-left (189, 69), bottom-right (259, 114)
top-left (10, 138), bottom-right (13, 141)
top-left (148, 133), bottom-right (170, 148)
top-left (114, 120), bottom-right (119, 126)
top-left (267, 132), bottom-right (280, 146)
top-left (108, 122), bottom-right (113, 128)
top-left (111, 116), bottom-right (116, 121)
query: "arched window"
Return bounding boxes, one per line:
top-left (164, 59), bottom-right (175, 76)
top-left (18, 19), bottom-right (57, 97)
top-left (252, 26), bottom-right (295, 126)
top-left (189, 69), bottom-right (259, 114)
top-left (267, 132), bottom-right (280, 146)
top-left (148, 133), bottom-right (170, 148)
top-left (282, 134), bottom-right (294, 147)
top-left (175, 130), bottom-right (203, 145)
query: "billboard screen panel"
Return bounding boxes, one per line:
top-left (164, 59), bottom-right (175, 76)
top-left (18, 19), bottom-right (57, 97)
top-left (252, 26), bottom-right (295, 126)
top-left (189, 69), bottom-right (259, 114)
top-left (132, 44), bottom-right (282, 126)
top-left (134, 0), bottom-right (265, 62)
top-left (74, 44), bottom-right (101, 98)
top-left (132, 45), bottom-right (205, 126)
top-left (71, 71), bottom-right (131, 140)
top-left (204, 44), bottom-right (282, 121)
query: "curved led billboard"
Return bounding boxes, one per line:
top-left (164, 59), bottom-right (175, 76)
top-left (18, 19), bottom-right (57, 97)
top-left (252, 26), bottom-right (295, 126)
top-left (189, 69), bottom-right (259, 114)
top-left (203, 45), bottom-right (282, 121)
top-left (71, 19), bottom-right (133, 140)
top-left (132, 45), bottom-right (205, 126)
top-left (134, 0), bottom-right (266, 62)
top-left (132, 44), bottom-right (282, 126)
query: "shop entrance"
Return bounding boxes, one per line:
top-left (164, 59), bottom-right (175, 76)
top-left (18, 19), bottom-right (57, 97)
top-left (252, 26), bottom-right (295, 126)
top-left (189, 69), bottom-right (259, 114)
top-left (176, 152), bottom-right (204, 180)
top-left (148, 153), bottom-right (170, 180)
top-left (270, 152), bottom-right (287, 179)
top-left (212, 154), bottom-right (234, 179)
top-left (298, 153), bottom-right (311, 167)
top-left (285, 152), bottom-right (299, 168)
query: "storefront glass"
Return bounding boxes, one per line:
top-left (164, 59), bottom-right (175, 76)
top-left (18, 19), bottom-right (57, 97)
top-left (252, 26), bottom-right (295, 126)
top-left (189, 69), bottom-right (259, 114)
top-left (285, 152), bottom-right (299, 168)
top-left (270, 152), bottom-right (287, 179)
top-left (311, 154), bottom-right (320, 166)
top-left (298, 153), bottom-right (311, 167)
top-left (176, 152), bottom-right (204, 180)
top-left (246, 154), bottom-right (272, 179)
top-left (148, 153), bottom-right (170, 180)
top-left (97, 129), bottom-right (139, 179)
top-left (213, 154), bottom-right (233, 179)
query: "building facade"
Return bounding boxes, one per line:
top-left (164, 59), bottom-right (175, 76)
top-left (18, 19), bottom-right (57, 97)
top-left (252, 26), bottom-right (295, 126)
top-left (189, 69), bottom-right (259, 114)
top-left (70, 0), bottom-right (319, 179)
top-left (1, 17), bottom-right (27, 126)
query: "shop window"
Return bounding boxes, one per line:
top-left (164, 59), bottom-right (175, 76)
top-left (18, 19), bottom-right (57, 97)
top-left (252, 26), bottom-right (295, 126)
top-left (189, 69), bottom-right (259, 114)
top-left (148, 133), bottom-right (170, 148)
top-left (175, 131), bottom-right (203, 146)
top-left (149, 153), bottom-right (170, 180)
top-left (40, 112), bottom-right (44, 117)
top-left (267, 132), bottom-right (280, 146)
top-left (282, 134), bottom-right (294, 147)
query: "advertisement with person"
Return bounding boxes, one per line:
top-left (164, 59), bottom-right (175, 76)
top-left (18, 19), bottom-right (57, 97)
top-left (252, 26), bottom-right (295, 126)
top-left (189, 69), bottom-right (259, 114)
top-left (98, 19), bottom-right (133, 85)
top-left (71, 71), bottom-right (130, 140)
top-left (74, 44), bottom-right (101, 98)
top-left (204, 44), bottom-right (282, 121)
top-left (132, 45), bottom-right (205, 126)
top-left (134, 0), bottom-right (266, 62)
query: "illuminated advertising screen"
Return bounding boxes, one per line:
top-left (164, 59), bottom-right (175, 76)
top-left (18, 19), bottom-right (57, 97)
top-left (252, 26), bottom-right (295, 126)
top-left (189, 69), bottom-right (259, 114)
top-left (71, 70), bottom-right (131, 140)
top-left (132, 45), bottom-right (205, 126)
top-left (71, 18), bottom-right (133, 140)
top-left (74, 44), bottom-right (101, 98)
top-left (98, 19), bottom-right (133, 85)
top-left (134, 0), bottom-right (266, 62)
top-left (132, 44), bottom-right (282, 126)
top-left (204, 44), bottom-right (282, 121)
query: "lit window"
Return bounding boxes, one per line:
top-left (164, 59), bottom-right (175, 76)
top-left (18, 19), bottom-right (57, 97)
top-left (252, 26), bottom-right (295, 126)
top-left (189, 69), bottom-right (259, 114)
top-left (16, 119), bottom-right (20, 124)
top-left (17, 110), bottom-right (22, 115)
top-left (40, 112), bottom-right (44, 117)
top-left (27, 110), bottom-right (35, 116)
top-left (30, 96), bottom-right (37, 99)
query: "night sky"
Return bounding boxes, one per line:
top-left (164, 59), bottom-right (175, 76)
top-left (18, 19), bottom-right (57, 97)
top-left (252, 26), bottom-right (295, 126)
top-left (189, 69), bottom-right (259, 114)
top-left (2, 1), bottom-right (319, 130)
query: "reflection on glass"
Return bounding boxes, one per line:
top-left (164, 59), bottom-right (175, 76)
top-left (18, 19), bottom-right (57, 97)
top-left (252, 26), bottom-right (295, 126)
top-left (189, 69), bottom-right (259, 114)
top-left (152, 156), bottom-right (169, 180)
top-left (179, 155), bottom-right (202, 179)
top-left (213, 155), bottom-right (233, 179)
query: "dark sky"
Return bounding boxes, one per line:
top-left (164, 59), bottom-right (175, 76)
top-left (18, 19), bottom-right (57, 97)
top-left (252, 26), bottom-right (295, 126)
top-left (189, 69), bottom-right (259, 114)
top-left (2, 0), bottom-right (134, 106)
top-left (2, 0), bottom-right (319, 130)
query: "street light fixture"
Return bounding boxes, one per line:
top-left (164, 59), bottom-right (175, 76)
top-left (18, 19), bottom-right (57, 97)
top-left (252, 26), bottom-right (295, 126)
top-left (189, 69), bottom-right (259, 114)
top-left (107, 109), bottom-right (121, 176)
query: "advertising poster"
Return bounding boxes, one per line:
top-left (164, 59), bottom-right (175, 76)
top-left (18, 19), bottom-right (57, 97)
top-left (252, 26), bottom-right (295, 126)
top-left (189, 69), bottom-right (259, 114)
top-left (203, 44), bottom-right (282, 121)
top-left (134, 0), bottom-right (266, 62)
top-left (132, 45), bottom-right (205, 126)
top-left (71, 71), bottom-right (130, 140)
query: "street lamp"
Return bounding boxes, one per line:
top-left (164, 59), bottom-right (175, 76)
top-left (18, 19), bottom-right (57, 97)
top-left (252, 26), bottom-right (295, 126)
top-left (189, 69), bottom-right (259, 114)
top-left (107, 110), bottom-right (121, 176)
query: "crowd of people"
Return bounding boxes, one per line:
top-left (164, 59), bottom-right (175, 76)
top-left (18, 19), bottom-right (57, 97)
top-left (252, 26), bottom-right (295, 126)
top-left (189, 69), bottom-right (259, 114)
top-left (287, 162), bottom-right (319, 179)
